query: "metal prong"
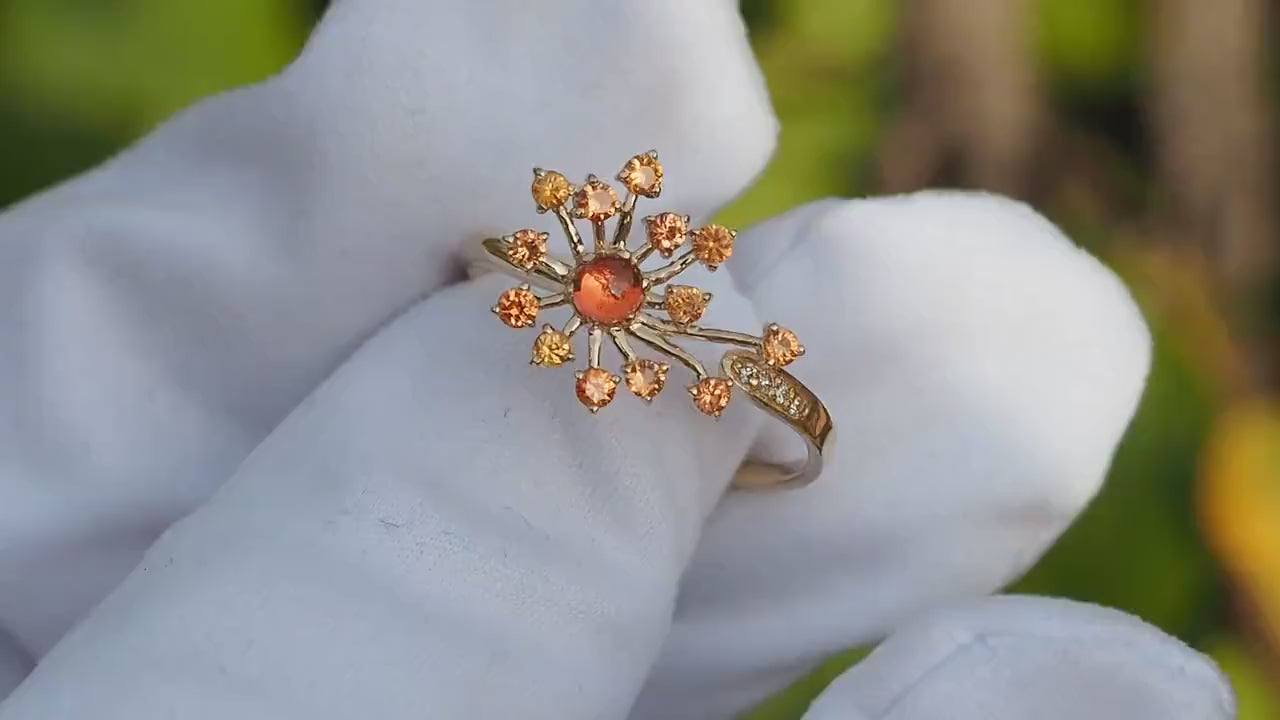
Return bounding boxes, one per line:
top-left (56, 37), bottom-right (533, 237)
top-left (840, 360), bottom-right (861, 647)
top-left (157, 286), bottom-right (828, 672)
top-left (538, 291), bottom-right (569, 310)
top-left (644, 249), bottom-right (699, 287)
top-left (630, 322), bottom-right (707, 380)
top-left (588, 325), bottom-right (604, 368)
top-left (553, 205), bottom-right (586, 258)
top-left (609, 327), bottom-right (638, 364)
top-left (638, 314), bottom-right (762, 350)
top-left (612, 193), bottom-right (638, 248)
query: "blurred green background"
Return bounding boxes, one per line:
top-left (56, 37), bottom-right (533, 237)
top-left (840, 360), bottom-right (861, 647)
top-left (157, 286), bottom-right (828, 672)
top-left (2, 1), bottom-right (1278, 717)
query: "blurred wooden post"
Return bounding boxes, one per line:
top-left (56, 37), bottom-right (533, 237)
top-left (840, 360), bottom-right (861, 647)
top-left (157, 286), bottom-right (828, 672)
top-left (1149, 0), bottom-right (1277, 391)
top-left (876, 0), bottom-right (1041, 196)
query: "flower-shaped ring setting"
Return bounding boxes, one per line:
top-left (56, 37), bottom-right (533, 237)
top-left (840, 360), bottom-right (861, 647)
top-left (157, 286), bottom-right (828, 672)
top-left (468, 151), bottom-right (833, 490)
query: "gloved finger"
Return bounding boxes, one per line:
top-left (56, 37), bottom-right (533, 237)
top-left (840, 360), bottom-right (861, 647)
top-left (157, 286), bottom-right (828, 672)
top-left (0, 0), bottom-right (775, 662)
top-left (801, 596), bottom-right (1234, 720)
top-left (0, 267), bottom-right (764, 720)
top-left (633, 193), bottom-right (1152, 718)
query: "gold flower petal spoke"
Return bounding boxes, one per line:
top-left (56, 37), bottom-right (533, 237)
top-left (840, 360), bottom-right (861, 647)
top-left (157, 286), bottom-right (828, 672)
top-left (612, 193), bottom-right (638, 249)
top-left (666, 324), bottom-right (762, 350)
top-left (613, 151), bottom-right (662, 248)
top-left (587, 325), bottom-right (605, 368)
top-left (479, 237), bottom-right (569, 286)
top-left (537, 253), bottom-right (575, 278)
top-left (643, 249), bottom-right (700, 287)
top-left (552, 205), bottom-right (587, 258)
top-left (629, 322), bottom-right (707, 380)
top-left (537, 291), bottom-right (569, 310)
top-left (592, 221), bottom-right (609, 253)
top-left (632, 244), bottom-right (656, 265)
top-left (608, 326), bottom-right (638, 364)
top-left (636, 313), bottom-right (761, 350)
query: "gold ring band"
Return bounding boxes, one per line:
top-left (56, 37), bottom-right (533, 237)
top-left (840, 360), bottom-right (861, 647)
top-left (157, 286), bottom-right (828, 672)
top-left (467, 150), bottom-right (834, 491)
top-left (723, 352), bottom-right (833, 490)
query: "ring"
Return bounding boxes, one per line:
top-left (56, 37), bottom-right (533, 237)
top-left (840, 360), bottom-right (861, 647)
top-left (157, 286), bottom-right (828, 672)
top-left (467, 150), bottom-right (833, 490)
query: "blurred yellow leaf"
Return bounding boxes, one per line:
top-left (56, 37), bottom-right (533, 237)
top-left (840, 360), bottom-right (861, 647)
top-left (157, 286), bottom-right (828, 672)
top-left (1201, 400), bottom-right (1280, 649)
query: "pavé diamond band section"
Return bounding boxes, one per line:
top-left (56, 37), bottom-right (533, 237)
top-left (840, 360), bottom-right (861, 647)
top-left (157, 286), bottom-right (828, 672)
top-left (466, 150), bottom-right (834, 490)
top-left (722, 351), bottom-right (833, 489)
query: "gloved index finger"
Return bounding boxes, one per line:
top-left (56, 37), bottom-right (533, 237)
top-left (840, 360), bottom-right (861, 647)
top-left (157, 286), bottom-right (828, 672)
top-left (0, 267), bottom-right (763, 720)
top-left (0, 0), bottom-right (775, 661)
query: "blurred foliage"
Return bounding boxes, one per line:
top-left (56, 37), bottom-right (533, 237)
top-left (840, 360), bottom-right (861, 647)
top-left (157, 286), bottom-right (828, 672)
top-left (0, 0), bottom-right (310, 205)
top-left (2, 1), bottom-right (1277, 718)
top-left (1202, 402), bottom-right (1280, 652)
top-left (1036, 0), bottom-right (1142, 91)
top-left (1211, 635), bottom-right (1280, 720)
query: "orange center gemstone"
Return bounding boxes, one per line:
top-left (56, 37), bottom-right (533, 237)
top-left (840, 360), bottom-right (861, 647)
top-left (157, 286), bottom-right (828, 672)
top-left (572, 256), bottom-right (645, 325)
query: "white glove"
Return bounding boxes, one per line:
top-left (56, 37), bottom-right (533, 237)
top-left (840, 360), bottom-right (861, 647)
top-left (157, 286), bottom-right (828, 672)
top-left (0, 1), bottom-right (1232, 718)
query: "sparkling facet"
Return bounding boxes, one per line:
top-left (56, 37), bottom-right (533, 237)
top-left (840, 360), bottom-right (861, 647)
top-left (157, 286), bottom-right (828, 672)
top-left (531, 325), bottom-right (573, 366)
top-left (494, 287), bottom-right (539, 328)
top-left (690, 377), bottom-right (733, 417)
top-left (618, 153), bottom-right (663, 197)
top-left (506, 229), bottom-right (548, 270)
top-left (574, 179), bottom-right (620, 221)
top-left (664, 285), bottom-right (708, 325)
top-left (645, 212), bottom-right (688, 257)
top-left (531, 171), bottom-right (572, 210)
top-left (576, 367), bottom-right (619, 411)
top-left (572, 256), bottom-right (644, 325)
top-left (728, 355), bottom-right (809, 418)
top-left (761, 324), bottom-right (803, 366)
top-left (624, 359), bottom-right (669, 400)
top-left (691, 224), bottom-right (735, 268)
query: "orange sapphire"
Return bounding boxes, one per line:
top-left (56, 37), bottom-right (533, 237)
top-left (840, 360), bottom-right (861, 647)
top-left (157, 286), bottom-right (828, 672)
top-left (571, 256), bottom-right (645, 325)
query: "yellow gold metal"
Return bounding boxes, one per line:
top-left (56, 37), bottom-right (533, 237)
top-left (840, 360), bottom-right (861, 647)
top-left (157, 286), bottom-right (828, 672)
top-left (613, 193), bottom-right (639, 249)
top-left (551, 204), bottom-right (587, 258)
top-left (632, 244), bottom-right (657, 265)
top-left (537, 291), bottom-right (569, 310)
top-left (467, 150), bottom-right (834, 490)
top-left (608, 326), bottom-right (639, 364)
top-left (723, 351), bottom-right (833, 490)
top-left (587, 325), bottom-right (605, 368)
top-left (629, 321), bottom-right (708, 380)
top-left (643, 249), bottom-right (700, 286)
